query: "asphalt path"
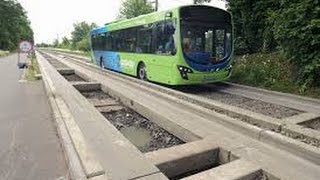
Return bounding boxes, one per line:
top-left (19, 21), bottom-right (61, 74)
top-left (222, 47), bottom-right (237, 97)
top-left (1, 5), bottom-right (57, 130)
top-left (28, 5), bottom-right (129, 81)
top-left (0, 54), bottom-right (67, 180)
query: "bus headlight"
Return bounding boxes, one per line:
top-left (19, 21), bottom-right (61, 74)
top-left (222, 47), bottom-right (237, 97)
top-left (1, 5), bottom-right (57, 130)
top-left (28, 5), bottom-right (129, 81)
top-left (226, 64), bottom-right (232, 71)
top-left (178, 65), bottom-right (193, 73)
top-left (177, 65), bottom-right (193, 80)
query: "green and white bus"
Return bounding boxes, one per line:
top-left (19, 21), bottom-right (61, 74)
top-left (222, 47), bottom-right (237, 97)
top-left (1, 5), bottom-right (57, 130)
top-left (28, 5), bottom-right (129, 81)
top-left (90, 5), bottom-right (233, 85)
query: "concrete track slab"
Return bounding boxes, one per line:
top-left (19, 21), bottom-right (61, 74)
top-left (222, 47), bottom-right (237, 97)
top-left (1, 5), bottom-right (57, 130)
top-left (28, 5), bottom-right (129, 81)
top-left (182, 159), bottom-right (261, 180)
top-left (37, 52), bottom-right (163, 180)
top-left (54, 55), bottom-right (320, 180)
top-left (210, 82), bottom-right (320, 114)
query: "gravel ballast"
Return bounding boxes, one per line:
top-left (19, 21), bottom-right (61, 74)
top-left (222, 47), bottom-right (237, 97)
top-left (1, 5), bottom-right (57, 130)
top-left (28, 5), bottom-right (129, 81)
top-left (177, 85), bottom-right (302, 119)
top-left (102, 109), bottom-right (184, 153)
top-left (63, 74), bottom-right (86, 82)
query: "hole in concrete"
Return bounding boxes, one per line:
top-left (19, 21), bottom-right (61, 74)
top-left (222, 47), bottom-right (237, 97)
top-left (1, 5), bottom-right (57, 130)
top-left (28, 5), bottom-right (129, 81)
top-left (253, 170), bottom-right (280, 180)
top-left (299, 118), bottom-right (320, 131)
top-left (73, 82), bottom-right (101, 93)
top-left (41, 53), bottom-right (68, 69)
top-left (102, 108), bottom-right (184, 153)
top-left (158, 148), bottom-right (238, 180)
top-left (63, 74), bottom-right (86, 82)
top-left (81, 91), bottom-right (113, 103)
top-left (81, 90), bottom-right (185, 153)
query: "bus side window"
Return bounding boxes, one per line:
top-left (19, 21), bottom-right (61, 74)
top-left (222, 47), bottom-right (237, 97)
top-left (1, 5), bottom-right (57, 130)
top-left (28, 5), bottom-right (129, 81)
top-left (137, 24), bottom-right (153, 53)
top-left (106, 33), bottom-right (113, 51)
top-left (154, 20), bottom-right (176, 55)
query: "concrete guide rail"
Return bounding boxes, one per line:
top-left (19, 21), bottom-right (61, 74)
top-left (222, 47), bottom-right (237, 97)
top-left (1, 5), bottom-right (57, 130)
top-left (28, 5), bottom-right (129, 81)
top-left (39, 50), bottom-right (320, 180)
top-left (48, 50), bottom-right (320, 148)
top-left (47, 50), bottom-right (320, 158)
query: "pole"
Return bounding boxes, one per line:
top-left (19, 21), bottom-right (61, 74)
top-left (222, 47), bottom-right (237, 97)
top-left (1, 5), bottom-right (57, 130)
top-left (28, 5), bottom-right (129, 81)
top-left (155, 0), bottom-right (158, 11)
top-left (150, 0), bottom-right (158, 11)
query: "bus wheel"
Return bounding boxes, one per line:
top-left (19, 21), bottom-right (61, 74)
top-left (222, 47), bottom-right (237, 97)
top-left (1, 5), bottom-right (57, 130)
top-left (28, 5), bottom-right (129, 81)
top-left (137, 63), bottom-right (147, 80)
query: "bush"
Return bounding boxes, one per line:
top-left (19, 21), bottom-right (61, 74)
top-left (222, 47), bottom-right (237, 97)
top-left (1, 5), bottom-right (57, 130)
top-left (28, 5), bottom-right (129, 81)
top-left (231, 52), bottom-right (294, 87)
top-left (270, 0), bottom-right (320, 88)
top-left (230, 52), bottom-right (320, 98)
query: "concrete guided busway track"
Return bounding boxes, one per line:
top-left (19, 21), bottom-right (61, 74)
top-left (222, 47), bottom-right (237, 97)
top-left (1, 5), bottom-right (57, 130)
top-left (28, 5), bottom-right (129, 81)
top-left (37, 50), bottom-right (320, 180)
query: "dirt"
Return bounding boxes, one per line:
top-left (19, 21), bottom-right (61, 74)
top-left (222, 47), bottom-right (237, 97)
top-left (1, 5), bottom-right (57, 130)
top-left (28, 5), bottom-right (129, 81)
top-left (63, 74), bottom-right (86, 82)
top-left (300, 118), bottom-right (320, 131)
top-left (46, 58), bottom-right (68, 69)
top-left (176, 85), bottom-right (301, 119)
top-left (81, 91), bottom-right (112, 99)
top-left (280, 129), bottom-right (320, 147)
top-left (102, 108), bottom-right (184, 153)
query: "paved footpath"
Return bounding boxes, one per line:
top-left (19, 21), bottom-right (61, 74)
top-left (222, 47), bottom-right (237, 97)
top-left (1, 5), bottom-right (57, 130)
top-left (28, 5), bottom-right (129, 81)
top-left (0, 54), bottom-right (67, 180)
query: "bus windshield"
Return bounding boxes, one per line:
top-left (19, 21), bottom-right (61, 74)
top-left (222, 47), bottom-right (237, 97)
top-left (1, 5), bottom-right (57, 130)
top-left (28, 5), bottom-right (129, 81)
top-left (180, 6), bottom-right (232, 65)
top-left (181, 23), bottom-right (232, 64)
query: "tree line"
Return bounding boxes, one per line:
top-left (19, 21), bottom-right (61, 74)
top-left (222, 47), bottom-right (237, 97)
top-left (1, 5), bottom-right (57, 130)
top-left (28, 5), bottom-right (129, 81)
top-left (38, 21), bottom-right (97, 52)
top-left (226, 0), bottom-right (319, 87)
top-left (0, 0), bottom-right (34, 51)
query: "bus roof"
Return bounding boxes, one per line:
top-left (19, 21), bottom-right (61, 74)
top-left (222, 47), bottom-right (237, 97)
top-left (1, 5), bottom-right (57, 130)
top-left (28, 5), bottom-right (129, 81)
top-left (90, 26), bottom-right (107, 35)
top-left (90, 5), bottom-right (228, 34)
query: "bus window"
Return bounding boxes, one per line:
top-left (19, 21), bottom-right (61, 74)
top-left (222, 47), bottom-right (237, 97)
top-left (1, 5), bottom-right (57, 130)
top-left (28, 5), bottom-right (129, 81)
top-left (137, 24), bottom-right (153, 53)
top-left (154, 20), bottom-right (176, 55)
top-left (95, 33), bottom-right (106, 51)
top-left (106, 33), bottom-right (113, 51)
top-left (215, 29), bottom-right (225, 60)
top-left (182, 25), bottom-right (232, 63)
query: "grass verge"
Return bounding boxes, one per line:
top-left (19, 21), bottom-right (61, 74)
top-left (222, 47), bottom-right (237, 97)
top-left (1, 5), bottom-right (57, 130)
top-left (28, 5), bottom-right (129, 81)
top-left (0, 50), bottom-right (10, 57)
top-left (229, 52), bottom-right (320, 99)
top-left (25, 55), bottom-right (41, 81)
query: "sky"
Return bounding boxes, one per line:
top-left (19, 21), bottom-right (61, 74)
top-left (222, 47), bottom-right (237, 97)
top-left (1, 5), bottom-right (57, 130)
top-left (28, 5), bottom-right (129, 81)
top-left (18, 0), bottom-right (226, 44)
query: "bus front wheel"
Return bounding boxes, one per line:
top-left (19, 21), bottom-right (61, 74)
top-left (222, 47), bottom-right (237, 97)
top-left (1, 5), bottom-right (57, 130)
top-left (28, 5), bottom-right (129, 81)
top-left (137, 63), bottom-right (147, 80)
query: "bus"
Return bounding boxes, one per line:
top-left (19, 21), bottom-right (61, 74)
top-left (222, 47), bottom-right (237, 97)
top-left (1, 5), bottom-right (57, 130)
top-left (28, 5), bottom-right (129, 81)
top-left (90, 5), bottom-right (233, 85)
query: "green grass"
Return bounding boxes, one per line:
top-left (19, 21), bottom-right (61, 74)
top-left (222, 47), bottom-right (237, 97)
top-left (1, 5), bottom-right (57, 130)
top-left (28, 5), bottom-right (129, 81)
top-left (229, 52), bottom-right (320, 99)
top-left (0, 50), bottom-right (10, 57)
top-left (25, 55), bottom-right (41, 81)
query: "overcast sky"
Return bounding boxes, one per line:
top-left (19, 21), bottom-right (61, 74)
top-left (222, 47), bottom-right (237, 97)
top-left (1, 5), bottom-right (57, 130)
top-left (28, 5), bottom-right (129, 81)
top-left (18, 0), bottom-right (226, 44)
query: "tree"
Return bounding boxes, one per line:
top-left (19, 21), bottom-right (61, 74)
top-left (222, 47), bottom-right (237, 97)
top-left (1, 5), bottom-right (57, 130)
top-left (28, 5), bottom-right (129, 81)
top-left (228, 0), bottom-right (320, 87)
top-left (227, 0), bottom-right (280, 54)
top-left (70, 21), bottom-right (96, 50)
top-left (0, 0), bottom-right (34, 50)
top-left (52, 38), bottom-right (59, 47)
top-left (270, 0), bottom-right (320, 87)
top-left (60, 36), bottom-right (70, 48)
top-left (193, 0), bottom-right (211, 4)
top-left (119, 0), bottom-right (154, 19)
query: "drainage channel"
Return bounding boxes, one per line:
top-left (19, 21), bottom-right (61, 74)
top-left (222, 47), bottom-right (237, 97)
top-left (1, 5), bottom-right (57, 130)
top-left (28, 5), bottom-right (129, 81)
top-left (145, 141), bottom-right (279, 180)
top-left (42, 52), bottom-right (185, 153)
top-left (42, 52), bottom-right (282, 180)
top-left (80, 90), bottom-right (184, 153)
